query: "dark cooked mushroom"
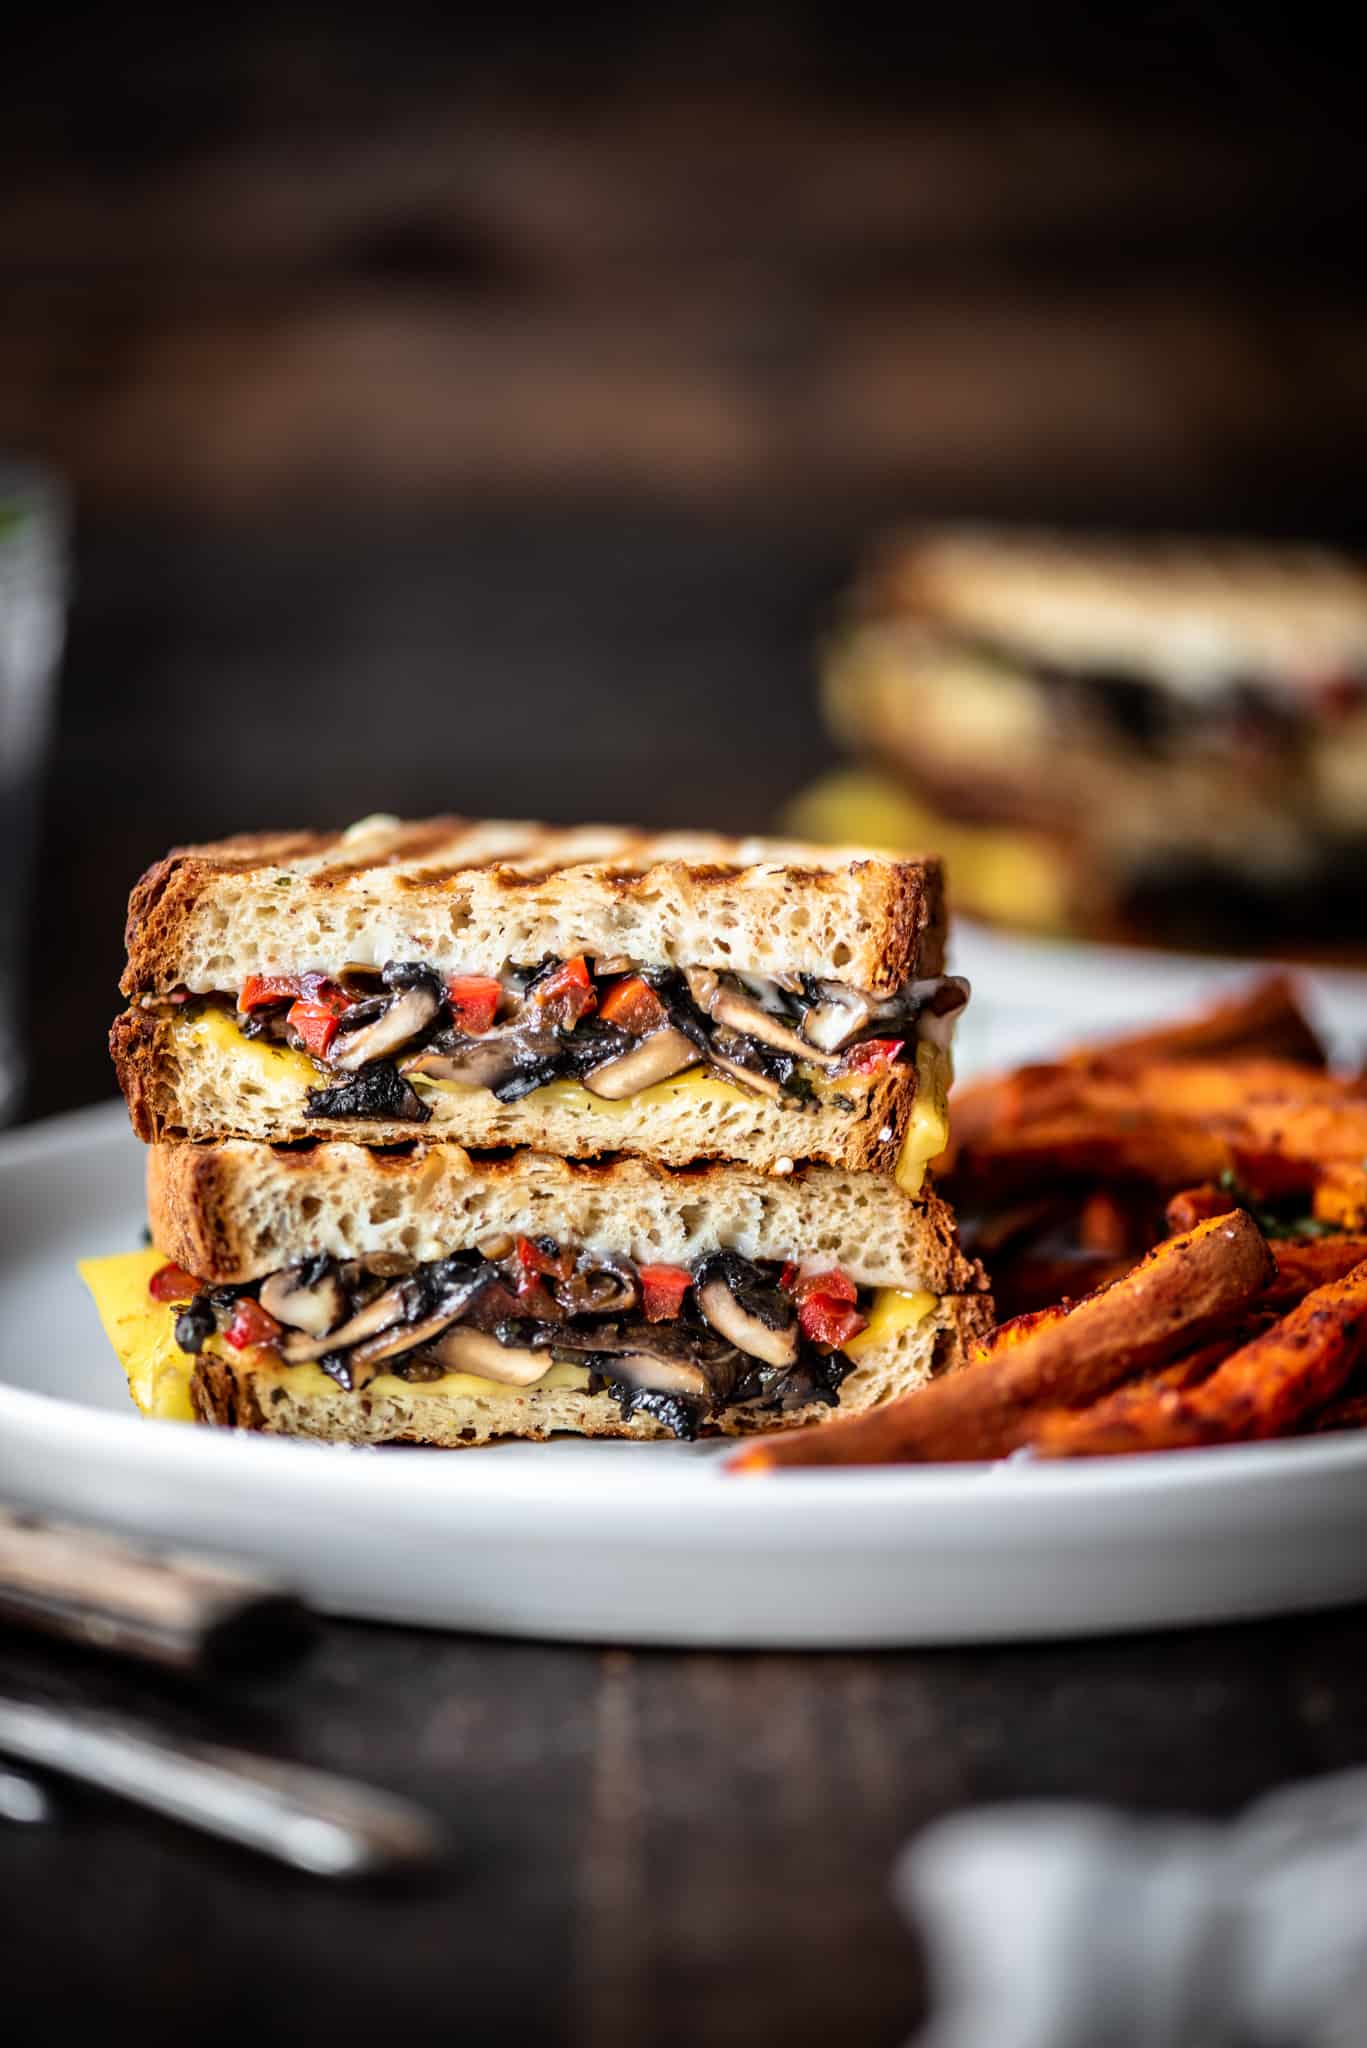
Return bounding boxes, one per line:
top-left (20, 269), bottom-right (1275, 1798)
top-left (402, 1038), bottom-right (525, 1089)
top-left (582, 1028), bottom-right (701, 1099)
top-left (705, 1050), bottom-right (786, 1099)
top-left (801, 987), bottom-right (875, 1053)
top-left (278, 1279), bottom-right (418, 1364)
top-left (304, 1064), bottom-right (431, 1124)
top-left (695, 1253), bottom-right (799, 1368)
top-left (258, 1261), bottom-right (347, 1337)
top-left (607, 1351), bottom-right (709, 1400)
top-left (553, 1251), bottom-right (640, 1317)
top-left (343, 1304), bottom-right (472, 1383)
top-left (685, 969), bottom-right (839, 1068)
top-left (330, 984), bottom-right (441, 1070)
top-left (422, 1325), bottom-right (550, 1385)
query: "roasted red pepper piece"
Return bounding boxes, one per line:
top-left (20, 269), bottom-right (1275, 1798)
top-left (283, 981), bottom-right (357, 1058)
top-left (515, 1235), bottom-right (575, 1281)
top-left (597, 974), bottom-right (666, 1036)
top-left (532, 955), bottom-right (597, 1028)
top-left (793, 1267), bottom-right (858, 1307)
top-left (239, 974), bottom-right (306, 1012)
top-left (639, 1264), bottom-right (692, 1322)
top-left (446, 974), bottom-right (503, 1035)
top-left (224, 1297), bottom-right (284, 1350)
top-left (797, 1292), bottom-right (868, 1352)
top-left (148, 1261), bottom-right (200, 1303)
top-left (843, 1037), bottom-right (906, 1075)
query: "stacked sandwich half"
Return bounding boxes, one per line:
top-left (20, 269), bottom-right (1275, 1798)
top-left (88, 815), bottom-right (990, 1447)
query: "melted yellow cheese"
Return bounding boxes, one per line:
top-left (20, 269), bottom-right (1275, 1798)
top-left (413, 1065), bottom-right (758, 1120)
top-left (79, 1249), bottom-right (198, 1422)
top-left (895, 1043), bottom-right (951, 1197)
top-left (176, 1005), bottom-right (322, 1088)
top-left (79, 1251), bottom-right (592, 1423)
top-left (842, 1286), bottom-right (937, 1361)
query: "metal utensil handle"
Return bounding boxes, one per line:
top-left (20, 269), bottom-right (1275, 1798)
top-left (0, 1509), bottom-right (309, 1673)
top-left (0, 1697), bottom-right (440, 1876)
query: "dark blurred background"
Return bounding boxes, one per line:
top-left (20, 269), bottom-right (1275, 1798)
top-left (7, 3), bottom-right (1367, 1119)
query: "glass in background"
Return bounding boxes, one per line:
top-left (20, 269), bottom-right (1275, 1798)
top-left (0, 462), bottom-right (68, 1125)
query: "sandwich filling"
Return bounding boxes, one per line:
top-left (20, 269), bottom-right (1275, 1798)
top-left (147, 1235), bottom-right (920, 1440)
top-left (147, 958), bottom-right (967, 1127)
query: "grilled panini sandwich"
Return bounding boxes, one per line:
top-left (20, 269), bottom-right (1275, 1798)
top-left (83, 1141), bottom-right (991, 1446)
top-left (805, 527), bottom-right (1367, 949)
top-left (111, 815), bottom-right (963, 1187)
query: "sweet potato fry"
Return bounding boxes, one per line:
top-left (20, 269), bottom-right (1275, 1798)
top-left (728, 1211), bottom-right (1274, 1472)
top-left (1313, 1163), bottom-right (1367, 1232)
top-left (1031, 1259), bottom-right (1367, 1455)
top-left (951, 1114), bottom-right (1237, 1200)
top-left (1078, 1189), bottom-right (1140, 1256)
top-left (1061, 975), bottom-right (1323, 1070)
top-left (1299, 1389), bottom-right (1367, 1435)
top-left (1166, 1184), bottom-right (1237, 1234)
top-left (1262, 1235), bottom-right (1367, 1307)
top-left (1028, 1317), bottom-right (1279, 1457)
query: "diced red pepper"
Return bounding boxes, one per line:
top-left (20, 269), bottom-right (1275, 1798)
top-left (793, 1266), bottom-right (858, 1308)
top-left (843, 1037), bottom-right (906, 1075)
top-left (639, 1264), bottom-right (692, 1322)
top-left (779, 1261), bottom-right (799, 1292)
top-left (239, 974), bottom-right (305, 1012)
top-left (224, 1297), bottom-right (284, 1351)
top-left (446, 974), bottom-right (503, 1035)
top-left (148, 1261), bottom-right (200, 1303)
top-left (532, 955), bottom-right (597, 1028)
top-left (797, 1292), bottom-right (868, 1352)
top-left (283, 981), bottom-right (357, 1058)
top-left (515, 1235), bottom-right (574, 1281)
top-left (598, 974), bottom-right (666, 1036)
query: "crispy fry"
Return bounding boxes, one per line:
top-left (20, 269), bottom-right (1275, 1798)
top-left (952, 1114), bottom-right (1237, 1200)
top-left (1165, 1184), bottom-right (1237, 1234)
top-left (1313, 1162), bottom-right (1367, 1232)
top-left (1299, 1389), bottom-right (1367, 1435)
top-left (1029, 1316), bottom-right (1278, 1457)
top-left (729, 1212), bottom-right (1274, 1472)
top-left (1263, 1235), bottom-right (1367, 1307)
top-left (1030, 1260), bottom-right (1367, 1455)
top-left (1061, 974), bottom-right (1323, 1070)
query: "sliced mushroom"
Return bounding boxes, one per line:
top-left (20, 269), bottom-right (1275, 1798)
top-left (706, 1051), bottom-right (785, 1099)
top-left (686, 969), bottom-right (838, 1068)
top-left (802, 988), bottom-right (875, 1054)
top-left (279, 1281), bottom-right (415, 1364)
top-left (403, 1039), bottom-right (521, 1089)
top-left (330, 985), bottom-right (441, 1071)
top-left (343, 1304), bottom-right (470, 1384)
top-left (582, 1028), bottom-right (701, 1099)
top-left (553, 1251), bottom-right (640, 1317)
top-left (609, 1351), bottom-right (709, 1400)
top-left (696, 1256), bottom-right (799, 1368)
top-left (423, 1325), bottom-right (550, 1386)
top-left (258, 1263), bottom-right (347, 1337)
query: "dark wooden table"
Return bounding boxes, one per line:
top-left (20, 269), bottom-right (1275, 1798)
top-left (8, 503), bottom-right (1367, 2044)
top-left (3, 1606), bottom-right (1366, 2046)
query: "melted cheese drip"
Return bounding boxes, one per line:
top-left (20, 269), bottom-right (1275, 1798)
top-left (843, 1287), bottom-right (938, 1361)
top-left (179, 1006), bottom-right (321, 1088)
top-left (895, 1043), bottom-right (951, 1197)
top-left (79, 1251), bottom-right (592, 1423)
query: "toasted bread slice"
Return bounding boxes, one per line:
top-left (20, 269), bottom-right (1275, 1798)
top-left (111, 1001), bottom-right (943, 1180)
top-left (863, 526), bottom-right (1367, 694)
top-left (121, 815), bottom-right (944, 1000)
top-left (147, 1138), bottom-right (983, 1293)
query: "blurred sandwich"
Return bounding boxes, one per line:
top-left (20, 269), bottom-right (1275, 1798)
top-left (82, 1141), bottom-right (991, 1446)
top-left (797, 528), bottom-right (1367, 952)
top-left (111, 815), bottom-right (963, 1188)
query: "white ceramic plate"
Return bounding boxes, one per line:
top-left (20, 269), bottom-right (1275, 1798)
top-left (3, 934), bottom-right (1367, 1647)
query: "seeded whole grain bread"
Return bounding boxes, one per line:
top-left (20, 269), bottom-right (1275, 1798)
top-left (863, 526), bottom-right (1367, 694)
top-left (187, 1289), bottom-right (994, 1447)
top-left (148, 1138), bottom-right (985, 1294)
top-left (110, 1002), bottom-right (927, 1173)
top-left (120, 815), bottom-right (945, 1000)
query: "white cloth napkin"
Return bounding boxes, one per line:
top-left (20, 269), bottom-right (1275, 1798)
top-left (896, 1769), bottom-right (1367, 2048)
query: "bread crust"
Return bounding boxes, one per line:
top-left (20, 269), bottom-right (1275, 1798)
top-left (111, 1003), bottom-right (922, 1174)
top-left (119, 815), bottom-right (944, 999)
top-left (146, 1136), bottom-right (985, 1295)
top-left (187, 1290), bottom-right (994, 1446)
